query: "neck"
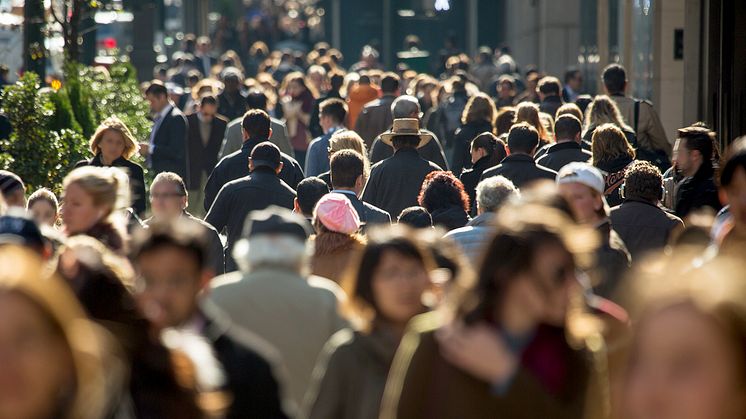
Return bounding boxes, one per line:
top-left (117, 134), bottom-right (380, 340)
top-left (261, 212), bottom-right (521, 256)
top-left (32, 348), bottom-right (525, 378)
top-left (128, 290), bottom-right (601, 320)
top-left (334, 186), bottom-right (359, 195)
top-left (100, 154), bottom-right (116, 165)
top-left (556, 137), bottom-right (576, 144)
top-left (499, 302), bottom-right (538, 336)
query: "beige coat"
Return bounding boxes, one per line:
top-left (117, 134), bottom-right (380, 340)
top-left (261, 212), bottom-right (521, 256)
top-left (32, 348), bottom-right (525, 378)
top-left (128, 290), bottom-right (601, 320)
top-left (610, 95), bottom-right (672, 156)
top-left (207, 268), bottom-right (349, 407)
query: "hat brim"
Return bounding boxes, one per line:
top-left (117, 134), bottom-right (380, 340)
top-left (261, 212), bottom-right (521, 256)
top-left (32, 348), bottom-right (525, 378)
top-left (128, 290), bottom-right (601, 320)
top-left (380, 131), bottom-right (432, 148)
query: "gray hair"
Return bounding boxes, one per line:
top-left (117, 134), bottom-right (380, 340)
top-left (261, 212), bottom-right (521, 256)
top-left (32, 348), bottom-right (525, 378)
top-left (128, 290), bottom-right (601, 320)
top-left (233, 234), bottom-right (311, 274)
top-left (391, 95), bottom-right (421, 119)
top-left (476, 175), bottom-right (519, 213)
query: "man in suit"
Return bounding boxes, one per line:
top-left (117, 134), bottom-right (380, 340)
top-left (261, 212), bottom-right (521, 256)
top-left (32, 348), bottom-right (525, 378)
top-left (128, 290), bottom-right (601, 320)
top-left (362, 118), bottom-right (442, 218)
top-left (219, 90), bottom-right (294, 159)
top-left (204, 109), bottom-right (303, 212)
top-left (205, 142), bottom-right (296, 272)
top-left (132, 218), bottom-right (291, 418)
top-left (141, 81), bottom-right (189, 180)
top-left (481, 122), bottom-right (557, 188)
top-left (354, 72), bottom-right (400, 147)
top-left (186, 94), bottom-right (228, 217)
top-left (194, 36), bottom-right (217, 77)
top-left (330, 149), bottom-right (390, 226)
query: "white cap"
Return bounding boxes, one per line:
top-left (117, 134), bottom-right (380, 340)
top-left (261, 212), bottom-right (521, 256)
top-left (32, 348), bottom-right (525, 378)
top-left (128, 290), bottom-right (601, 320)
top-left (556, 162), bottom-right (605, 194)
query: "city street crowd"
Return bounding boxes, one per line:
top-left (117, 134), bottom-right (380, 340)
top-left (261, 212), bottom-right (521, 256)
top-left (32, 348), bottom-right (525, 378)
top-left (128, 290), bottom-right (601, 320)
top-left (0, 37), bottom-right (745, 419)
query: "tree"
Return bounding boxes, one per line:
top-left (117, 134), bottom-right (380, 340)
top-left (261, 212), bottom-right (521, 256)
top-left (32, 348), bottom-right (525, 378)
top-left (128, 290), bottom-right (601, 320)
top-left (49, 0), bottom-right (102, 63)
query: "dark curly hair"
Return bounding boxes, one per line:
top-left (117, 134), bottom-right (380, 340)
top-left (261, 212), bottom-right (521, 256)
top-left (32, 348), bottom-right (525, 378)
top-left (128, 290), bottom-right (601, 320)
top-left (418, 171), bottom-right (470, 213)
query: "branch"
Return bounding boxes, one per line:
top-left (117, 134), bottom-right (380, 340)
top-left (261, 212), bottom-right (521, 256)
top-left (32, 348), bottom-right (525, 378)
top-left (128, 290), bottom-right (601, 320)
top-left (49, 0), bottom-right (65, 27)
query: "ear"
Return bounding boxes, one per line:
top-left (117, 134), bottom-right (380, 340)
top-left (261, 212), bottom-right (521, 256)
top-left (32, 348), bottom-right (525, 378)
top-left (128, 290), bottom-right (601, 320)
top-left (293, 198), bottom-right (301, 213)
top-left (180, 195), bottom-right (188, 210)
top-left (248, 158), bottom-right (255, 172)
top-left (242, 127), bottom-right (249, 140)
top-left (276, 161), bottom-right (284, 175)
top-left (719, 188), bottom-right (729, 206)
top-left (268, 127), bottom-right (273, 139)
top-left (355, 174), bottom-right (364, 189)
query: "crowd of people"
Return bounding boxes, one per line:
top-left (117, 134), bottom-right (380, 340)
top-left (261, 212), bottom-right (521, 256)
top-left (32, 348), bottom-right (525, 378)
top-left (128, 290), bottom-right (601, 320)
top-left (0, 36), bottom-right (745, 419)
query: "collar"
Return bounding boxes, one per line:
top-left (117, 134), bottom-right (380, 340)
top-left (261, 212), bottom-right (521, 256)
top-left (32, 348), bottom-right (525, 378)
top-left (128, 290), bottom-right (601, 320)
top-left (196, 112), bottom-right (212, 123)
top-left (467, 212), bottom-right (494, 227)
top-left (393, 147), bottom-right (419, 156)
top-left (548, 141), bottom-right (582, 152)
top-left (503, 153), bottom-right (535, 163)
top-left (240, 137), bottom-right (269, 152)
top-left (325, 125), bottom-right (344, 135)
top-left (158, 104), bottom-right (173, 120)
top-left (331, 189), bottom-right (359, 198)
top-left (93, 153), bottom-right (127, 166)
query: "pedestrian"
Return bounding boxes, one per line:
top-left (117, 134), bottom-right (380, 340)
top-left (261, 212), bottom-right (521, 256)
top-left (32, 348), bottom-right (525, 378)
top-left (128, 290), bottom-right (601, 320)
top-left (329, 150), bottom-right (391, 226)
top-left (294, 176), bottom-right (330, 223)
top-left (309, 71), bottom-right (345, 139)
top-left (280, 72), bottom-right (317, 167)
top-left (555, 102), bottom-right (584, 123)
top-left (562, 68), bottom-right (583, 103)
top-left (217, 67), bottom-right (248, 121)
top-left (591, 123), bottom-right (637, 207)
top-left (0, 170), bottom-right (25, 209)
top-left (317, 130), bottom-right (370, 187)
top-left (673, 124), bottom-right (722, 218)
top-left (537, 76), bottom-right (564, 118)
top-left (207, 207), bottom-right (348, 407)
top-left (513, 101), bottom-right (551, 147)
top-left (303, 227), bottom-right (434, 419)
top-left (205, 142), bottom-right (296, 272)
top-left (459, 132), bottom-right (507, 214)
top-left (418, 171), bottom-right (471, 231)
top-left (305, 98), bottom-right (347, 177)
top-left (141, 81), bottom-right (189, 180)
top-left (493, 75), bottom-right (517, 108)
top-left (397, 206), bottom-right (433, 229)
top-left (355, 72), bottom-right (400, 146)
top-left (535, 114), bottom-right (592, 171)
top-left (451, 92), bottom-right (497, 176)
top-left (581, 95), bottom-right (637, 153)
top-left (74, 116), bottom-right (146, 217)
top-left (310, 193), bottom-right (365, 284)
top-left (346, 74), bottom-right (380, 129)
top-left (26, 188), bottom-right (59, 227)
top-left (480, 122), bottom-right (557, 188)
top-left (362, 118), bottom-right (442, 217)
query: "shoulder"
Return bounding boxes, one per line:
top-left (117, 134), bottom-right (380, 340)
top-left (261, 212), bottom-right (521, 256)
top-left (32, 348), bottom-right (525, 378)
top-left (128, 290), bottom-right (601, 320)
top-left (74, 159), bottom-right (92, 168)
top-left (307, 275), bottom-right (347, 304)
top-left (210, 271), bottom-right (245, 291)
top-left (280, 152), bottom-right (301, 167)
top-left (186, 214), bottom-right (220, 234)
top-left (364, 201), bottom-right (390, 216)
top-left (214, 115), bottom-right (229, 125)
top-left (270, 117), bottom-right (286, 128)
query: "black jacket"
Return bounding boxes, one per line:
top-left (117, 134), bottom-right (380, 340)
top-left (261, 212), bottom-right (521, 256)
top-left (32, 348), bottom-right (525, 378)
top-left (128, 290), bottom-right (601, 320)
top-left (610, 199), bottom-right (683, 260)
top-left (332, 190), bottom-right (391, 226)
top-left (480, 154), bottom-right (557, 188)
top-left (539, 95), bottom-right (563, 118)
top-left (362, 148), bottom-right (442, 218)
top-left (369, 129), bottom-right (449, 171)
top-left (145, 212), bottom-right (225, 275)
top-left (430, 206), bottom-right (470, 231)
top-left (200, 308), bottom-right (290, 419)
top-left (535, 141), bottom-right (592, 172)
top-left (205, 167), bottom-right (296, 272)
top-left (595, 156), bottom-right (634, 207)
top-left (593, 220), bottom-right (631, 300)
top-left (150, 105), bottom-right (189, 180)
top-left (204, 138), bottom-right (304, 211)
top-left (451, 120), bottom-right (493, 176)
top-left (186, 113), bottom-right (228, 189)
top-left (75, 155), bottom-right (147, 216)
top-left (674, 163), bottom-right (722, 218)
top-left (217, 91), bottom-right (248, 122)
top-left (460, 155), bottom-right (499, 216)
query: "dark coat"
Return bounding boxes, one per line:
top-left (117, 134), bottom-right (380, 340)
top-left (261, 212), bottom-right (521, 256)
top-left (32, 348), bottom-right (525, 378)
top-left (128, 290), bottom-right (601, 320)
top-left (370, 129), bottom-right (449, 171)
top-left (309, 90), bottom-right (342, 139)
top-left (332, 191), bottom-right (391, 226)
top-left (674, 163), bottom-right (722, 218)
top-left (460, 155), bottom-right (500, 215)
top-left (354, 94), bottom-right (397, 147)
top-left (480, 154), bottom-right (557, 188)
top-left (451, 120), bottom-right (493, 176)
top-left (430, 206), bottom-right (470, 231)
top-left (539, 95), bottom-right (563, 118)
top-left (593, 220), bottom-right (632, 299)
top-left (217, 91), bottom-right (248, 122)
top-left (150, 105), bottom-right (189, 180)
top-left (186, 113), bottom-right (228, 190)
top-left (204, 138), bottom-right (304, 211)
top-left (595, 156), bottom-right (634, 207)
top-left (144, 212), bottom-right (225, 275)
top-left (362, 148), bottom-right (442, 219)
top-left (610, 199), bottom-right (684, 260)
top-left (75, 155), bottom-right (147, 216)
top-left (205, 167), bottom-right (296, 272)
top-left (535, 141), bottom-right (592, 172)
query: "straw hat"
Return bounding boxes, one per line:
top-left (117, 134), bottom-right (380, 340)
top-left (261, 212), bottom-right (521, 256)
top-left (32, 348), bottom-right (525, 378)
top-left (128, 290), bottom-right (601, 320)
top-left (379, 118), bottom-right (432, 148)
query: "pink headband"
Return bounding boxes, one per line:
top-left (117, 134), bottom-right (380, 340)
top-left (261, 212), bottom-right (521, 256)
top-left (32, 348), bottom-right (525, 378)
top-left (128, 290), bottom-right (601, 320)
top-left (314, 194), bottom-right (361, 234)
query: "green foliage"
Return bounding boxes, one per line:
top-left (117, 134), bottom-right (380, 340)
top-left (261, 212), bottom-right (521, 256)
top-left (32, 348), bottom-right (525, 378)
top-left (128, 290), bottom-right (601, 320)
top-left (47, 87), bottom-right (83, 134)
top-left (64, 63), bottom-right (97, 138)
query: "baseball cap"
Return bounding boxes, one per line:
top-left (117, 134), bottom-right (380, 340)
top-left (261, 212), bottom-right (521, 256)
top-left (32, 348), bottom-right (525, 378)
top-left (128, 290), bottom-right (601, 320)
top-left (250, 142), bottom-right (282, 169)
top-left (556, 162), bottom-right (605, 194)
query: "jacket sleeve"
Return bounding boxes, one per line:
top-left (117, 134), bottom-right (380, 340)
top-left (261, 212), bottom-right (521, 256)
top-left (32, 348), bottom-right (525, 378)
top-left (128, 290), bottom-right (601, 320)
top-left (369, 138), bottom-right (389, 165)
top-left (219, 123), bottom-right (242, 160)
top-left (361, 169), bottom-right (380, 208)
top-left (640, 102), bottom-right (673, 156)
top-left (208, 228), bottom-right (225, 275)
top-left (131, 163), bottom-right (147, 216)
top-left (153, 113), bottom-right (188, 164)
top-left (378, 329), bottom-right (430, 419)
top-left (304, 140), bottom-right (323, 177)
top-left (204, 183), bottom-right (228, 231)
top-left (272, 120), bottom-right (295, 158)
top-left (301, 331), bottom-right (352, 419)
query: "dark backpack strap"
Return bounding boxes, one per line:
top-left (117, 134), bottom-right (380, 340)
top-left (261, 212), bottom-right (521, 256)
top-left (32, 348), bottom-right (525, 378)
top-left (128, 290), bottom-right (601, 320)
top-left (633, 99), bottom-right (640, 133)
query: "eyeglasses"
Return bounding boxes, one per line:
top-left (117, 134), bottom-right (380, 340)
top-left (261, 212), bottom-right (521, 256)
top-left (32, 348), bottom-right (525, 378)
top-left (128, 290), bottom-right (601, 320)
top-left (150, 192), bottom-right (185, 200)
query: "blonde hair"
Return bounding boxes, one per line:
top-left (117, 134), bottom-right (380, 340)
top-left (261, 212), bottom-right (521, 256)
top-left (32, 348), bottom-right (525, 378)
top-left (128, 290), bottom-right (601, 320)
top-left (89, 116), bottom-right (139, 160)
top-left (63, 166), bottom-right (131, 218)
top-left (329, 130), bottom-right (370, 179)
top-left (584, 95), bottom-right (632, 135)
top-left (556, 103), bottom-right (584, 122)
top-left (461, 92), bottom-right (497, 127)
top-left (514, 102), bottom-right (548, 140)
top-left (591, 123), bottom-right (636, 165)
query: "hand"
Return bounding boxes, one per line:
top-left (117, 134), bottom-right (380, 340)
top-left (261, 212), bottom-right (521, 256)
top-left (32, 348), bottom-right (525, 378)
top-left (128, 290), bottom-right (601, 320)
top-left (436, 321), bottom-right (518, 385)
top-left (138, 142), bottom-right (150, 156)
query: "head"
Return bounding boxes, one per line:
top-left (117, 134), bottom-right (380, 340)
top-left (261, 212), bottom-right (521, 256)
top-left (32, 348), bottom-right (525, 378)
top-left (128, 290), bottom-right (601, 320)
top-left (150, 172), bottom-right (188, 219)
top-left (506, 122), bottom-right (540, 155)
top-left (585, 95), bottom-right (629, 132)
top-left (329, 71), bottom-right (345, 92)
top-left (245, 89), bottom-right (269, 111)
top-left (564, 68), bottom-right (583, 91)
top-left (495, 107), bottom-right (516, 136)
top-left (0, 171), bottom-right (26, 208)
top-left (145, 81), bottom-right (170, 113)
top-left (537, 76), bottom-right (562, 100)
top-left (418, 171), bottom-right (470, 214)
top-left (197, 94), bottom-right (218, 122)
top-left (132, 219), bottom-right (212, 329)
top-left (241, 109), bottom-right (272, 141)
top-left (591, 123), bottom-right (636, 165)
top-left (557, 162), bottom-right (608, 224)
top-left (312, 193), bottom-right (361, 235)
top-left (470, 132), bottom-right (507, 165)
top-left (319, 98), bottom-right (347, 133)
top-left (61, 167), bottom-right (129, 235)
top-left (514, 102), bottom-right (547, 140)
top-left (89, 116), bottom-right (138, 162)
top-left (343, 226), bottom-right (433, 329)
top-left (27, 189), bottom-right (59, 227)
top-left (622, 161), bottom-right (664, 204)
top-left (397, 206), bottom-right (433, 229)
top-left (282, 72), bottom-right (311, 98)
top-left (461, 92), bottom-right (497, 126)
top-left (554, 114), bottom-right (582, 143)
top-left (380, 72), bottom-right (401, 95)
top-left (476, 176), bottom-right (519, 215)
top-left (497, 75), bottom-right (516, 99)
top-left (556, 103), bottom-right (584, 124)
top-left (391, 95), bottom-right (422, 120)
top-left (221, 68), bottom-right (243, 94)
top-left (602, 64), bottom-right (627, 95)
top-left (719, 138), bottom-right (746, 233)
top-left (249, 141), bottom-right (283, 175)
top-left (294, 177), bottom-right (329, 218)
top-left (0, 246), bottom-right (108, 419)
top-left (674, 125), bottom-right (716, 177)
top-left (330, 150), bottom-right (366, 194)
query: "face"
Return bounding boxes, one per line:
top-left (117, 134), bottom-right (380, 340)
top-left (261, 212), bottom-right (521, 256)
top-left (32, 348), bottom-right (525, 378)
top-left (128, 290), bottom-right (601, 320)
top-left (61, 183), bottom-right (104, 235)
top-left (723, 167), bottom-right (746, 232)
top-left (319, 114), bottom-right (333, 132)
top-left (135, 246), bottom-right (206, 330)
top-left (569, 73), bottom-right (583, 90)
top-left (498, 82), bottom-right (513, 98)
top-left (98, 130), bottom-right (126, 162)
top-left (146, 93), bottom-right (168, 113)
top-left (199, 103), bottom-right (217, 122)
top-left (287, 80), bottom-right (303, 97)
top-left (29, 200), bottom-right (57, 227)
top-left (674, 138), bottom-right (697, 177)
top-left (624, 305), bottom-right (746, 419)
top-left (0, 293), bottom-right (74, 419)
top-left (371, 250), bottom-right (430, 325)
top-left (470, 145), bottom-right (487, 165)
top-left (559, 182), bottom-right (603, 224)
top-left (4, 188), bottom-right (26, 208)
top-left (149, 181), bottom-right (187, 219)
